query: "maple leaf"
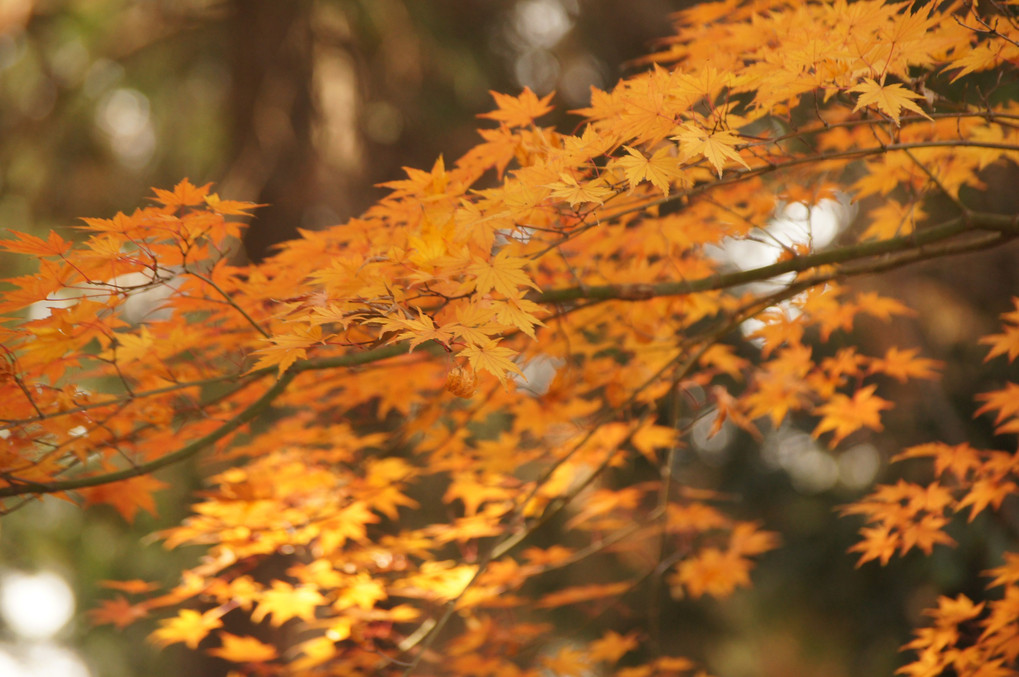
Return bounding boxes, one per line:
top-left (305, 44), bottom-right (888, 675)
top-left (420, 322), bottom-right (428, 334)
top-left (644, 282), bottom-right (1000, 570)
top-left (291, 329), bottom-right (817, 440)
top-left (671, 548), bottom-right (752, 599)
top-left (871, 346), bottom-right (942, 382)
top-left (522, 545), bottom-right (574, 567)
top-left (980, 316), bottom-right (1019, 363)
top-left (986, 552), bottom-right (1019, 589)
top-left (975, 382), bottom-right (1019, 432)
top-left (813, 385), bottom-right (892, 447)
top-left (855, 291), bottom-right (915, 321)
top-left (493, 296), bottom-right (545, 339)
top-left (89, 595), bottom-right (150, 629)
top-left (100, 579), bottom-right (160, 594)
top-left (250, 581), bottom-right (326, 626)
top-left (947, 42), bottom-right (1002, 83)
top-left (372, 311), bottom-right (453, 351)
top-left (203, 192), bottom-right (259, 216)
top-left (149, 609), bottom-right (223, 649)
top-left (548, 173), bottom-right (616, 207)
top-left (444, 472), bottom-right (515, 517)
top-left (892, 442), bottom-right (981, 481)
top-left (850, 78), bottom-right (930, 126)
top-left (728, 522), bottom-right (780, 557)
top-left (631, 421), bottom-right (679, 464)
top-left (849, 524), bottom-right (899, 567)
top-left (958, 477), bottom-right (1019, 521)
top-left (0, 229), bottom-right (73, 257)
top-left (291, 635), bottom-right (340, 670)
top-left (459, 337), bottom-right (525, 384)
top-left (536, 581), bottom-right (632, 608)
top-left (150, 178), bottom-right (212, 208)
top-left (248, 323), bottom-right (323, 376)
top-left (589, 630), bottom-right (639, 663)
top-left (478, 87), bottom-right (555, 128)
top-left (79, 474), bottom-right (171, 523)
top-left (614, 145), bottom-right (680, 195)
top-left (540, 645), bottom-right (590, 676)
top-left (467, 249), bottom-right (540, 298)
top-left (674, 124), bottom-right (750, 178)
top-left (207, 633), bottom-right (279, 663)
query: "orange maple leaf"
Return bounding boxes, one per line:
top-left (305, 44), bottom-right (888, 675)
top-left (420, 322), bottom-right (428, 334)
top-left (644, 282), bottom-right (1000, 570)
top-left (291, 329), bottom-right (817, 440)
top-left (0, 229), bottom-right (73, 257)
top-left (536, 581), bottom-right (632, 608)
top-left (79, 474), bottom-right (171, 523)
top-left (981, 300), bottom-right (1019, 362)
top-left (589, 631), bottom-right (639, 664)
top-left (958, 478), bottom-right (1019, 521)
top-left (849, 524), bottom-right (899, 566)
top-left (813, 385), bottom-right (892, 446)
top-left (100, 579), bottom-right (160, 594)
top-left (248, 324), bottom-right (324, 376)
top-left (88, 595), bottom-right (150, 629)
top-left (975, 382), bottom-right (1019, 432)
top-left (150, 178), bottom-right (213, 208)
top-left (478, 87), bottom-right (555, 128)
top-left (871, 346), bottom-right (942, 382)
top-left (671, 547), bottom-right (752, 599)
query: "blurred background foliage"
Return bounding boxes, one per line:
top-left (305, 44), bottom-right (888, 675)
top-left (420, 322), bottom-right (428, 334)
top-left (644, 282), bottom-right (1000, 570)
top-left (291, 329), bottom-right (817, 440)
top-left (1, 1), bottom-right (1018, 676)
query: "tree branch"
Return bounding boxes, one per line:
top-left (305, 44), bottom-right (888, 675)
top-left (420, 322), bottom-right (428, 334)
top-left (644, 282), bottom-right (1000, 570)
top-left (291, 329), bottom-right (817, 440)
top-left (0, 371), bottom-right (296, 499)
top-left (532, 211), bottom-right (1019, 305)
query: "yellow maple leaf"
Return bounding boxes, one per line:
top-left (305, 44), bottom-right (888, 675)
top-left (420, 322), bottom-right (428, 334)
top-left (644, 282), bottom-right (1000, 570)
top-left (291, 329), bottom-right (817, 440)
top-left (459, 337), bottom-right (525, 384)
top-left (207, 633), bottom-right (278, 663)
top-left (149, 608), bottom-right (223, 649)
top-left (248, 324), bottom-right (323, 376)
top-left (548, 173), bottom-right (616, 206)
top-left (850, 78), bottom-right (930, 126)
top-left (478, 86), bottom-right (555, 128)
top-left (371, 311), bottom-right (454, 351)
top-left (947, 42), bottom-right (1002, 83)
top-left (292, 635), bottom-right (339, 671)
top-left (250, 581), bottom-right (326, 627)
top-left (630, 421), bottom-right (678, 464)
top-left (467, 249), bottom-right (540, 298)
top-left (493, 296), bottom-right (545, 339)
top-left (674, 124), bottom-right (750, 178)
top-left (614, 145), bottom-right (680, 195)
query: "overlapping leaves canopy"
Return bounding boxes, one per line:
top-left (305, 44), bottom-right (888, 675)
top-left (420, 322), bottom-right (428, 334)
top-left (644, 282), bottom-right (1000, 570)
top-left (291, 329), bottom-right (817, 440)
top-left (5, 1), bottom-right (1019, 675)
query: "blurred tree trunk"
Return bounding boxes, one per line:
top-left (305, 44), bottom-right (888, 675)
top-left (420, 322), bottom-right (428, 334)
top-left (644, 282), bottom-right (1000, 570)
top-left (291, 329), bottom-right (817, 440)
top-left (223, 0), bottom-right (321, 262)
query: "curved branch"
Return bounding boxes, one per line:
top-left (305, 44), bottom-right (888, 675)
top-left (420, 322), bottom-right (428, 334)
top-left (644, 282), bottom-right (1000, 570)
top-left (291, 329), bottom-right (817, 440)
top-left (0, 371), bottom-right (296, 499)
top-left (532, 211), bottom-right (1019, 305)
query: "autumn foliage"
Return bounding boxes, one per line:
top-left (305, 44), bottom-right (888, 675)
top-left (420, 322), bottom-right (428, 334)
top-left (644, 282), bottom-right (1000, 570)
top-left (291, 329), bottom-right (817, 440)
top-left (5, 0), bottom-right (1019, 675)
